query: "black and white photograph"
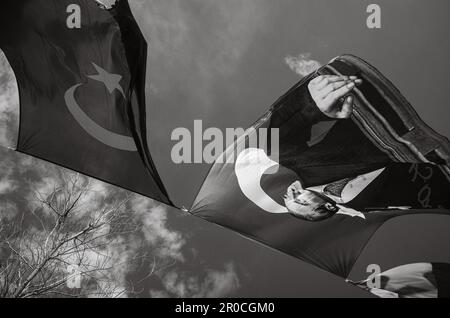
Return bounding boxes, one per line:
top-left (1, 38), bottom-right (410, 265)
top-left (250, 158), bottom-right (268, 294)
top-left (0, 0), bottom-right (449, 304)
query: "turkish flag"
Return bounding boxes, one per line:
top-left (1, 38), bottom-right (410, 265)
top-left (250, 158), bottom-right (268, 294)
top-left (191, 55), bottom-right (450, 278)
top-left (0, 0), bottom-right (172, 205)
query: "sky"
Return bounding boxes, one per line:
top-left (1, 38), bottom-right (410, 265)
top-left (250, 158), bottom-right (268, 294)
top-left (1, 0), bottom-right (450, 298)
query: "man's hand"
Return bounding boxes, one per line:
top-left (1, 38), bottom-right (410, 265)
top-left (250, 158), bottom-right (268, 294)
top-left (308, 75), bottom-right (363, 119)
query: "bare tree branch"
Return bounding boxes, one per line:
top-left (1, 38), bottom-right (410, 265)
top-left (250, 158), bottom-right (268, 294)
top-left (0, 174), bottom-right (159, 298)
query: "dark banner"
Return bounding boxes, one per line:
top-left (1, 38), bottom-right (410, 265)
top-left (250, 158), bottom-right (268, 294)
top-left (0, 0), bottom-right (172, 205)
top-left (191, 55), bottom-right (450, 280)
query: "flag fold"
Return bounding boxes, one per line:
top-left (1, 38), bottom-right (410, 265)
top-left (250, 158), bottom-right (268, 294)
top-left (0, 0), bottom-right (172, 205)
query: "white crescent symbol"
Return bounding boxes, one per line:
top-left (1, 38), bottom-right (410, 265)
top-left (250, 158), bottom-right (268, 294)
top-left (235, 148), bottom-right (367, 220)
top-left (64, 83), bottom-right (137, 152)
top-left (235, 148), bottom-right (288, 213)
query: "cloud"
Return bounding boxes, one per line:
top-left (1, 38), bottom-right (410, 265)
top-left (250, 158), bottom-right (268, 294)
top-left (130, 196), bottom-right (241, 298)
top-left (130, 0), bottom-right (270, 107)
top-left (65, 235), bottom-right (134, 298)
top-left (0, 201), bottom-right (18, 220)
top-left (198, 263), bottom-right (240, 298)
top-left (0, 50), bottom-right (19, 149)
top-left (73, 178), bottom-right (110, 218)
top-left (285, 53), bottom-right (322, 77)
top-left (131, 196), bottom-right (186, 261)
top-left (150, 262), bottom-right (240, 298)
top-left (0, 179), bottom-right (15, 195)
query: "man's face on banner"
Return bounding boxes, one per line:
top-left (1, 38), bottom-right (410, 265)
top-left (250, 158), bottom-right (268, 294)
top-left (284, 181), bottom-right (338, 222)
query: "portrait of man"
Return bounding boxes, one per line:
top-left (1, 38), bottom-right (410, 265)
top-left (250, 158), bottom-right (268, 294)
top-left (192, 54), bottom-right (450, 280)
top-left (281, 73), bottom-right (450, 221)
top-left (233, 58), bottom-right (450, 222)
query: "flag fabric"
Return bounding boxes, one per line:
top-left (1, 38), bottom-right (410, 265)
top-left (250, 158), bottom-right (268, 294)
top-left (191, 55), bottom-right (450, 278)
top-left (2, 1), bottom-right (450, 296)
top-left (352, 263), bottom-right (450, 298)
top-left (0, 0), bottom-right (172, 205)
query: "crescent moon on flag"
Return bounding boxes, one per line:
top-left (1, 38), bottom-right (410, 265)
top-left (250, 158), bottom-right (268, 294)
top-left (64, 83), bottom-right (137, 152)
top-left (235, 148), bottom-right (367, 219)
top-left (235, 148), bottom-right (289, 214)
